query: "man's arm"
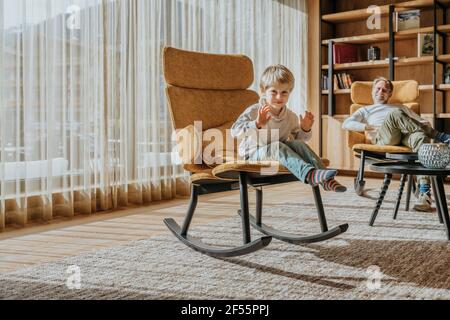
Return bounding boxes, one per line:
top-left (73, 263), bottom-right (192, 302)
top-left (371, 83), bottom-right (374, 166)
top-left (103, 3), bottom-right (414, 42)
top-left (342, 108), bottom-right (368, 132)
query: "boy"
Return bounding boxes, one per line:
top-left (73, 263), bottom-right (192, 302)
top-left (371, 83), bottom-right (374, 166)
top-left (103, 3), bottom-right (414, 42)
top-left (342, 77), bottom-right (450, 211)
top-left (231, 65), bottom-right (346, 192)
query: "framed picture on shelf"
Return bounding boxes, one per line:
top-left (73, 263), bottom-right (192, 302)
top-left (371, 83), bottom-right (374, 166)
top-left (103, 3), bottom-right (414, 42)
top-left (418, 33), bottom-right (439, 57)
top-left (395, 9), bottom-right (420, 31)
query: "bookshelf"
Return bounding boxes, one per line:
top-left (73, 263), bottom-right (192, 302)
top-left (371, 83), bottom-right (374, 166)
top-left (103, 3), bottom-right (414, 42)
top-left (317, 0), bottom-right (450, 171)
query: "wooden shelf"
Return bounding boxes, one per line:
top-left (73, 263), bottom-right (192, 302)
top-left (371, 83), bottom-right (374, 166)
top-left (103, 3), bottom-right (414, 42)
top-left (419, 84), bottom-right (434, 91)
top-left (322, 33), bottom-right (389, 45)
top-left (322, 5), bottom-right (390, 23)
top-left (322, 0), bottom-right (450, 24)
top-left (322, 24), bottom-right (450, 46)
top-left (438, 54), bottom-right (450, 63)
top-left (415, 84), bottom-right (450, 91)
top-left (322, 89), bottom-right (351, 95)
top-left (323, 56), bottom-right (435, 71)
top-left (438, 84), bottom-right (450, 90)
top-left (396, 56), bottom-right (434, 66)
top-left (437, 113), bottom-right (450, 118)
top-left (322, 60), bottom-right (389, 71)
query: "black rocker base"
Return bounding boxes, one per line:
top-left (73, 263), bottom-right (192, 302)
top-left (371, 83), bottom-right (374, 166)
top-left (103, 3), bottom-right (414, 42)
top-left (164, 218), bottom-right (272, 257)
top-left (237, 210), bottom-right (349, 244)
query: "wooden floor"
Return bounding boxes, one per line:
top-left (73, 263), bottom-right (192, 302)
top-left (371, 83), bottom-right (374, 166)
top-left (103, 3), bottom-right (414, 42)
top-left (0, 176), bottom-right (424, 273)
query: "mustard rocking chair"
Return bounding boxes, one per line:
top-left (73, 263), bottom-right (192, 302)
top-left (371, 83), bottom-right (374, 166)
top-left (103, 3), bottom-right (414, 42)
top-left (163, 47), bottom-right (348, 257)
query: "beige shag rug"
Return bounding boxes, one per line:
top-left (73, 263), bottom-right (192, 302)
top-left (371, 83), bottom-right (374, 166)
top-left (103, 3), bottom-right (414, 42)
top-left (1, 188), bottom-right (450, 300)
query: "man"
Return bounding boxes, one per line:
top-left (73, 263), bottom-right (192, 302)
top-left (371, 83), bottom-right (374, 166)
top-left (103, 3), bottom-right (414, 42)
top-left (342, 77), bottom-right (450, 211)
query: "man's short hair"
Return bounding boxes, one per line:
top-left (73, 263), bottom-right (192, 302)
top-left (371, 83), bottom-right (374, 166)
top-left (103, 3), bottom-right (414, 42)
top-left (373, 77), bottom-right (393, 92)
top-left (260, 65), bottom-right (295, 92)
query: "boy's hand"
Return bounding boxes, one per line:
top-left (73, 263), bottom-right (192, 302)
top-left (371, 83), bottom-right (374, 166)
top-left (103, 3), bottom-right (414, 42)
top-left (300, 111), bottom-right (314, 132)
top-left (256, 105), bottom-right (272, 129)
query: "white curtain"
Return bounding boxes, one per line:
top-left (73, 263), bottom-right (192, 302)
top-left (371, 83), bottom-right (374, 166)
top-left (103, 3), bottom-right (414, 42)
top-left (0, 0), bottom-right (308, 231)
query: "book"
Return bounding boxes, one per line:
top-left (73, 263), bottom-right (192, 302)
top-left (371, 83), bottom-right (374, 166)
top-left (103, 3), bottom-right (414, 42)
top-left (396, 9), bottom-right (420, 31)
top-left (333, 43), bottom-right (358, 64)
top-left (333, 75), bottom-right (339, 90)
top-left (418, 33), bottom-right (440, 57)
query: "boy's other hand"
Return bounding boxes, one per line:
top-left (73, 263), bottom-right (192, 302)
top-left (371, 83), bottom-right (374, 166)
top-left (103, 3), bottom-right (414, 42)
top-left (256, 105), bottom-right (272, 129)
top-left (300, 111), bottom-right (314, 132)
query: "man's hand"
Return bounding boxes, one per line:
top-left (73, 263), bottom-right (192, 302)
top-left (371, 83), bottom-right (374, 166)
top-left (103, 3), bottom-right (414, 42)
top-left (256, 105), bottom-right (272, 129)
top-left (365, 124), bottom-right (378, 131)
top-left (300, 111), bottom-right (314, 132)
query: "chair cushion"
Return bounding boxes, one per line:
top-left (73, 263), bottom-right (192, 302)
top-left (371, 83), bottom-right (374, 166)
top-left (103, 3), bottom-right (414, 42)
top-left (212, 161), bottom-right (291, 180)
top-left (183, 163), bottom-right (214, 174)
top-left (186, 157), bottom-right (330, 182)
top-left (163, 47), bottom-right (254, 90)
top-left (352, 143), bottom-right (412, 153)
top-left (190, 172), bottom-right (226, 184)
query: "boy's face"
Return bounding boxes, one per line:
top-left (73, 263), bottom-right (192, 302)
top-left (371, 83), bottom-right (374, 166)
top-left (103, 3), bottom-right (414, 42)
top-left (262, 84), bottom-right (292, 109)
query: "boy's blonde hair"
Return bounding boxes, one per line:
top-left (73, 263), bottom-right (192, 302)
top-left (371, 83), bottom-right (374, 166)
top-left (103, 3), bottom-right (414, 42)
top-left (260, 65), bottom-right (295, 92)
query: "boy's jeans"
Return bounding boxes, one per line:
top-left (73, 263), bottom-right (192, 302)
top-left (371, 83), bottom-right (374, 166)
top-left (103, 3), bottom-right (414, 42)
top-left (374, 108), bottom-right (436, 188)
top-left (247, 140), bottom-right (326, 183)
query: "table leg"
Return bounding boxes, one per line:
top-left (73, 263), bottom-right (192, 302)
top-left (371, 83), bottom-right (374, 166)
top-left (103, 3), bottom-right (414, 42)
top-left (393, 174), bottom-right (406, 220)
top-left (431, 178), bottom-right (444, 224)
top-left (405, 175), bottom-right (413, 211)
top-left (431, 176), bottom-right (450, 241)
top-left (370, 173), bottom-right (392, 227)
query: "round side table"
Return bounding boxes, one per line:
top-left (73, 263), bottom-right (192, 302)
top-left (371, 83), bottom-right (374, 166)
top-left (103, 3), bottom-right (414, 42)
top-left (370, 162), bottom-right (450, 241)
top-left (385, 152), bottom-right (418, 214)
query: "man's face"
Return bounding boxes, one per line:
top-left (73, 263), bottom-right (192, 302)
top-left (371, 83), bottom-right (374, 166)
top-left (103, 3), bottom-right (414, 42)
top-left (372, 80), bottom-right (393, 104)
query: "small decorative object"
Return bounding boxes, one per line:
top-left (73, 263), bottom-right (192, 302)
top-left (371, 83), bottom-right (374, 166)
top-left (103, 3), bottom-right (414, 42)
top-left (445, 67), bottom-right (450, 84)
top-left (367, 46), bottom-right (380, 61)
top-left (418, 33), bottom-right (439, 57)
top-left (395, 9), bottom-right (420, 31)
top-left (418, 143), bottom-right (450, 169)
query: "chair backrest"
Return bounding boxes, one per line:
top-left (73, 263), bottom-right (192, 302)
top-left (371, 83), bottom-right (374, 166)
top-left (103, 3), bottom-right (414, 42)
top-left (348, 80), bottom-right (420, 148)
top-left (351, 80), bottom-right (419, 106)
top-left (163, 47), bottom-right (259, 168)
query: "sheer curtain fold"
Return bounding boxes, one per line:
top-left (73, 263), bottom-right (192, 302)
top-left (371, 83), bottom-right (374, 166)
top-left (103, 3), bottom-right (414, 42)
top-left (0, 0), bottom-right (307, 231)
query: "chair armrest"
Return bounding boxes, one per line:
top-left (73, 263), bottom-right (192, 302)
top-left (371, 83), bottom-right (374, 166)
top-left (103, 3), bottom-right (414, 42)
top-left (348, 131), bottom-right (366, 149)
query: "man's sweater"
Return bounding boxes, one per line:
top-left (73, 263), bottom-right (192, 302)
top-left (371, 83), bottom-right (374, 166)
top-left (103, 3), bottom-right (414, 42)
top-left (342, 103), bottom-right (428, 142)
top-left (231, 103), bottom-right (312, 158)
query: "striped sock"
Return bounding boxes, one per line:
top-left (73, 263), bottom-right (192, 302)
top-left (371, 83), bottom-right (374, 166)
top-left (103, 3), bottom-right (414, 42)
top-left (321, 179), bottom-right (347, 193)
top-left (306, 169), bottom-right (337, 186)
